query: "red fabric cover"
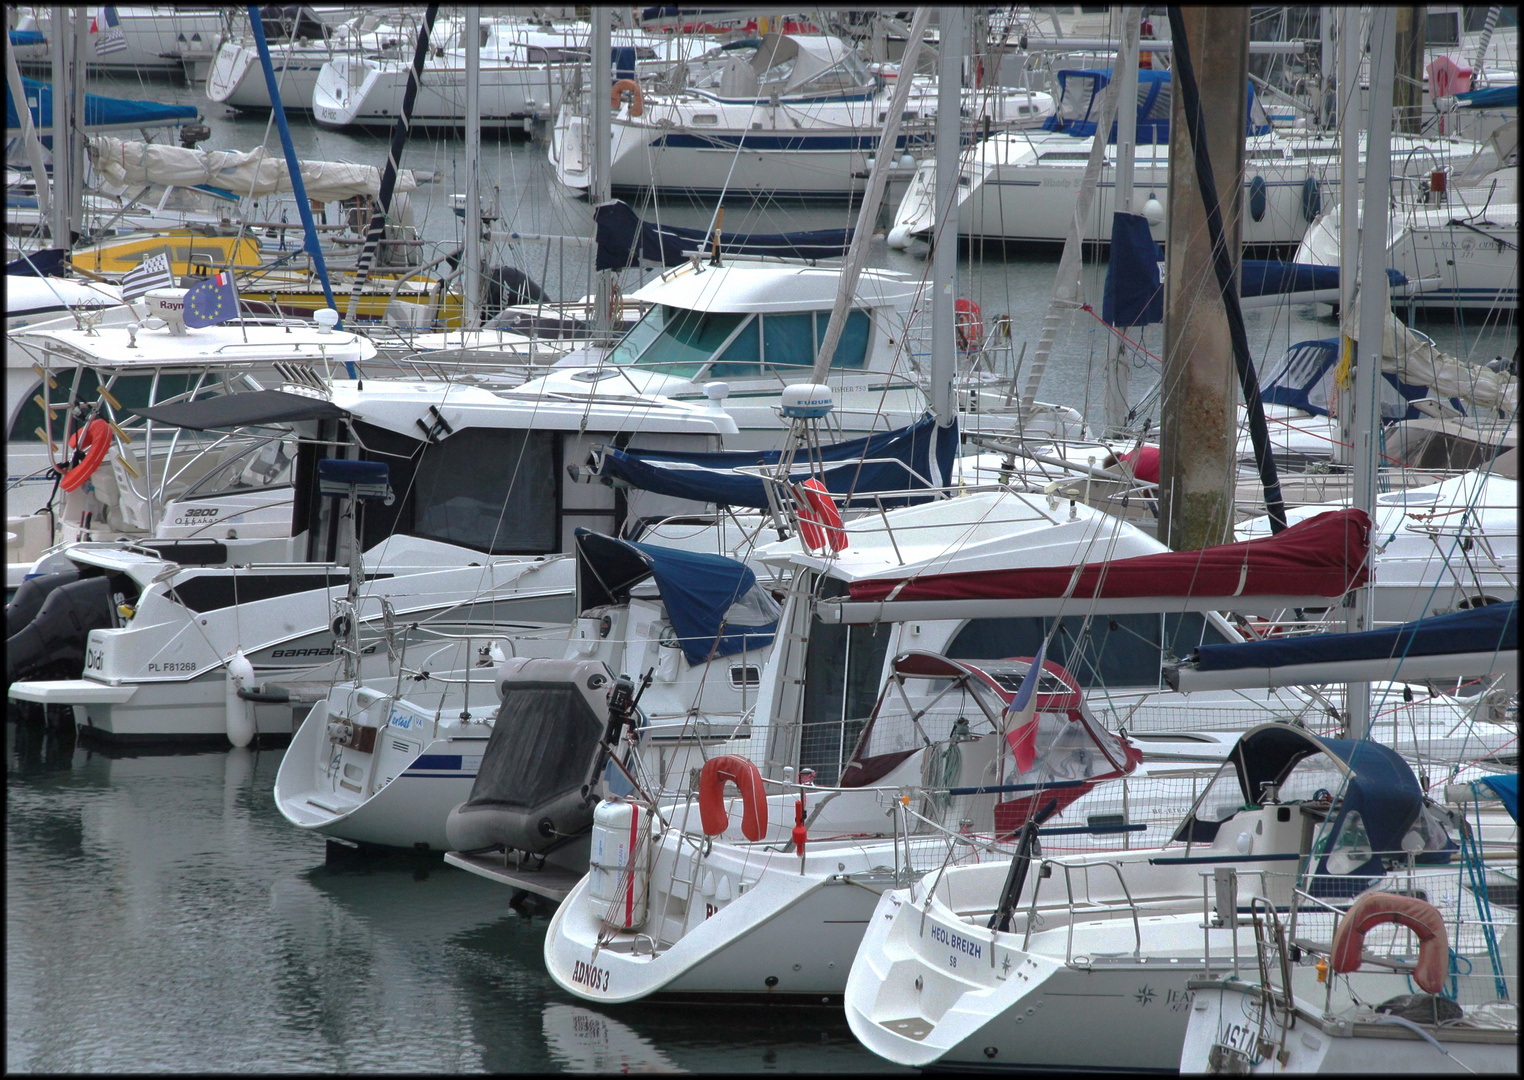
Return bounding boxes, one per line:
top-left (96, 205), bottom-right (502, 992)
top-left (849, 508), bottom-right (1370, 605)
top-left (1427, 55), bottom-right (1473, 98)
top-left (1331, 891), bottom-right (1449, 994)
top-left (1118, 445), bottom-right (1160, 483)
top-left (993, 784), bottom-right (1095, 838)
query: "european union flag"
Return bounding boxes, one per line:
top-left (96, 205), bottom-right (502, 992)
top-left (184, 271), bottom-right (238, 328)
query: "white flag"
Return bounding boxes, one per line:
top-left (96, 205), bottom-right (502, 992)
top-left (122, 251), bottom-right (175, 301)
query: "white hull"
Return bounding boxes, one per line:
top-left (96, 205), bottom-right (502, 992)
top-left (313, 56), bottom-right (567, 128)
top-left (26, 6), bottom-right (226, 75)
top-left (205, 40), bottom-right (330, 110)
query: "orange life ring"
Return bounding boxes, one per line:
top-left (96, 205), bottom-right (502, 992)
top-left (611, 78), bottom-right (644, 118)
top-left (793, 477), bottom-right (847, 554)
top-left (61, 418), bottom-right (112, 493)
top-left (954, 298), bottom-right (983, 351)
top-left (1330, 891), bottom-right (1449, 994)
top-left (697, 755), bottom-right (768, 841)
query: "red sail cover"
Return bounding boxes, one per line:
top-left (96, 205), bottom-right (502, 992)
top-left (850, 508), bottom-right (1370, 605)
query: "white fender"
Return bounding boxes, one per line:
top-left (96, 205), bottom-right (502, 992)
top-left (224, 649), bottom-right (256, 748)
top-left (887, 224), bottom-right (913, 250)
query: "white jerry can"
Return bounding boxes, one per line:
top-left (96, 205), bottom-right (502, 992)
top-left (589, 799), bottom-right (649, 930)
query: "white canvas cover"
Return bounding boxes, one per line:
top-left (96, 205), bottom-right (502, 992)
top-left (87, 136), bottom-right (418, 203)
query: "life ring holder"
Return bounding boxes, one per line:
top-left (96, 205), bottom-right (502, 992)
top-left (611, 78), bottom-right (644, 118)
top-left (954, 298), bottom-right (983, 351)
top-left (1330, 891), bottom-right (1450, 994)
top-left (696, 754), bottom-right (768, 841)
top-left (792, 477), bottom-right (847, 554)
top-left (60, 418), bottom-right (112, 493)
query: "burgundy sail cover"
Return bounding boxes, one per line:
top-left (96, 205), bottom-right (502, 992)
top-left (849, 508), bottom-right (1370, 605)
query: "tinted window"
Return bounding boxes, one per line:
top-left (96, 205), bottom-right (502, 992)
top-left (816, 309), bottom-right (870, 369)
top-left (801, 577), bottom-right (892, 784)
top-left (11, 369), bottom-right (227, 442)
top-left (763, 312), bottom-right (815, 369)
top-left (704, 315), bottom-right (763, 378)
top-left (354, 421), bottom-right (558, 555)
top-left (946, 613), bottom-right (1170, 689)
top-left (632, 307), bottom-right (748, 377)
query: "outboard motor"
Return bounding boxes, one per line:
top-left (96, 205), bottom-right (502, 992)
top-left (7, 569), bottom-right (82, 639)
top-left (6, 576), bottom-right (116, 685)
top-left (446, 657), bottom-right (624, 855)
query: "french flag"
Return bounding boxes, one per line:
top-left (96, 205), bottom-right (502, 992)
top-left (93, 6), bottom-right (127, 55)
top-left (1003, 637), bottom-right (1049, 774)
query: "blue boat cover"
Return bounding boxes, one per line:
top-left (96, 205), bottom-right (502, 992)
top-left (9, 29), bottom-right (46, 46)
top-left (593, 412), bottom-right (959, 509)
top-left (1241, 261), bottom-right (1408, 299)
top-left (1190, 600), bottom-right (1516, 673)
top-left (575, 528), bottom-right (776, 665)
top-left (1101, 211), bottom-right (1163, 327)
top-left (594, 199), bottom-right (852, 270)
top-left (1454, 85), bottom-right (1518, 109)
top-left (1041, 68), bottom-right (1272, 142)
top-left (6, 75), bottom-right (198, 135)
top-left (1477, 774), bottom-right (1519, 823)
top-left (1259, 337), bottom-right (1468, 421)
top-left (5, 248), bottom-right (70, 277)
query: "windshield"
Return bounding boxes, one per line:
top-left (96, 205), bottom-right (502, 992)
top-left (627, 306), bottom-right (749, 378)
top-left (602, 303), bottom-right (670, 366)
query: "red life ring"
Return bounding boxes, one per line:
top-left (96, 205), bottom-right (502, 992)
top-left (697, 755), bottom-right (768, 841)
top-left (61, 418), bottom-right (112, 493)
top-left (954, 298), bottom-right (983, 351)
top-left (611, 78), bottom-right (644, 118)
top-left (793, 477), bottom-right (847, 553)
top-left (1331, 891), bottom-right (1449, 994)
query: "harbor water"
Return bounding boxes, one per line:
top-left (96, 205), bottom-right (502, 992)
top-left (6, 72), bottom-right (1516, 1073)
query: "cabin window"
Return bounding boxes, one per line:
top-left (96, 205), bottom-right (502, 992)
top-left (947, 613), bottom-right (1231, 689)
top-left (692, 113), bottom-right (720, 125)
top-left (762, 312), bottom-right (816, 369)
top-left (603, 303), bottom-right (669, 366)
top-left (353, 421), bottom-right (558, 555)
top-left (1465, 7), bottom-right (1516, 31)
top-left (631, 306), bottom-right (749, 377)
top-left (10, 369), bottom-right (237, 442)
top-left (801, 578), bottom-right (892, 784)
top-left (1426, 11), bottom-right (1461, 46)
top-left (815, 309), bottom-right (870, 369)
top-left (704, 315), bottom-right (763, 378)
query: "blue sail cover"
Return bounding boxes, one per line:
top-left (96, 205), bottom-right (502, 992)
top-left (594, 412), bottom-right (959, 509)
top-left (1190, 600), bottom-right (1517, 673)
top-left (9, 29), bottom-right (46, 46)
top-left (1477, 774), bottom-right (1519, 823)
top-left (1241, 261), bottom-right (1408, 299)
top-left (1259, 337), bottom-right (1468, 421)
top-left (1041, 68), bottom-right (1272, 142)
top-left (574, 528), bottom-right (776, 665)
top-left (1101, 211), bottom-right (1163, 327)
top-left (1455, 85), bottom-right (1518, 109)
top-left (594, 199), bottom-right (852, 270)
top-left (6, 76), bottom-right (198, 136)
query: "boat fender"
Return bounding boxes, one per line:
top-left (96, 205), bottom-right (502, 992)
top-left (60, 418), bottom-right (112, 493)
top-left (697, 755), bottom-right (767, 841)
top-left (1301, 176), bottom-right (1322, 223)
top-left (792, 796), bottom-right (807, 857)
top-left (887, 224), bottom-right (913, 250)
top-left (793, 478), bottom-right (847, 554)
top-left (224, 649), bottom-right (257, 748)
top-left (5, 575), bottom-right (114, 684)
top-left (954, 298), bottom-right (983, 351)
top-left (611, 78), bottom-right (644, 118)
top-left (1248, 175), bottom-right (1267, 222)
top-left (1330, 891), bottom-right (1449, 994)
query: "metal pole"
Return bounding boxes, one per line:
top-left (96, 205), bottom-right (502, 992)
top-left (1346, 6), bottom-right (1397, 742)
top-left (6, 23), bottom-right (50, 223)
top-left (49, 7), bottom-right (69, 248)
top-left (1104, 7), bottom-right (1142, 435)
top-left (463, 6), bottom-right (481, 329)
top-left (929, 5), bottom-right (963, 428)
top-left (592, 6), bottom-right (612, 336)
top-left (1336, 8), bottom-right (1361, 466)
top-left (70, 6), bottom-right (88, 241)
top-left (342, 2), bottom-right (440, 328)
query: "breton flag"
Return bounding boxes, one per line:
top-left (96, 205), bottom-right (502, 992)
top-left (1003, 636), bottom-right (1049, 774)
top-left (184, 271), bottom-right (239, 327)
top-left (93, 6), bottom-right (128, 55)
top-left (121, 250), bottom-right (175, 301)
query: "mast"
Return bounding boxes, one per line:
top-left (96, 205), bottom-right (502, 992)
top-left (342, 3), bottom-right (440, 328)
top-left (809, 6), bottom-right (932, 385)
top-left (6, 16), bottom-right (49, 223)
top-left (463, 5), bottom-right (482, 329)
top-left (69, 6), bottom-right (87, 242)
top-left (928, 5), bottom-right (963, 427)
top-left (592, 6), bottom-right (612, 336)
top-left (1345, 7), bottom-right (1397, 742)
top-left (49, 8), bottom-right (69, 246)
top-left (1103, 7), bottom-right (1142, 436)
top-left (248, 3), bottom-right (343, 369)
top-left (1336, 8), bottom-right (1361, 468)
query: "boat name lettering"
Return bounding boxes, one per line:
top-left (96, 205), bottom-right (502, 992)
top-left (268, 644), bottom-right (378, 659)
top-left (147, 661), bottom-right (197, 672)
top-left (1166, 987), bottom-right (1192, 1011)
top-left (85, 648), bottom-right (105, 671)
top-left (179, 508), bottom-right (220, 517)
top-left (571, 959), bottom-right (610, 993)
top-left (1219, 1021), bottom-right (1258, 1054)
top-left (389, 709), bottom-right (415, 729)
top-left (929, 925), bottom-right (981, 959)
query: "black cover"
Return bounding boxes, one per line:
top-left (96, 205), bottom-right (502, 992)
top-left (464, 683), bottom-right (604, 809)
top-left (6, 576), bottom-right (115, 684)
top-left (6, 570), bottom-right (80, 638)
top-left (594, 199), bottom-right (853, 270)
top-left (129, 390), bottom-right (347, 431)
